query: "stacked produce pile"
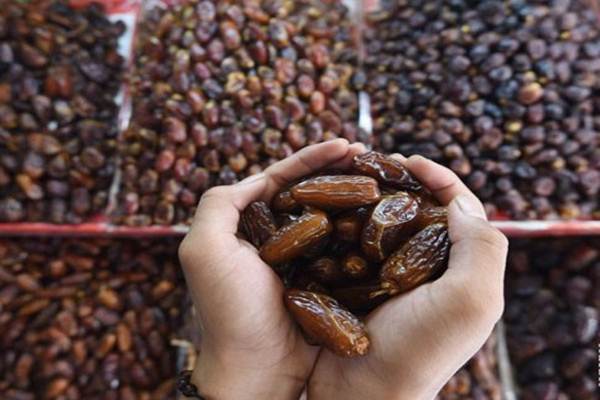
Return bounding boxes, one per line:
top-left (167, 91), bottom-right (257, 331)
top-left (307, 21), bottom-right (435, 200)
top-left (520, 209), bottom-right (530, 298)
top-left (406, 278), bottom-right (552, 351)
top-left (365, 0), bottom-right (600, 219)
top-left (0, 239), bottom-right (186, 399)
top-left (119, 0), bottom-right (366, 226)
top-left (0, 0), bottom-right (125, 223)
top-left (505, 238), bottom-right (599, 399)
top-left (240, 152), bottom-right (450, 356)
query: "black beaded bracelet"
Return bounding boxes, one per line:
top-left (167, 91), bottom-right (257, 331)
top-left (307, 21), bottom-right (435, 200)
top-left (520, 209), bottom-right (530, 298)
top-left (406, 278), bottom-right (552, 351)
top-left (177, 370), bottom-right (205, 399)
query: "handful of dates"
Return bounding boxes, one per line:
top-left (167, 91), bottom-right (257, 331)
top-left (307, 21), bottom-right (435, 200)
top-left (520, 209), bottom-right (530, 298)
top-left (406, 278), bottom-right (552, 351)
top-left (239, 152), bottom-right (451, 357)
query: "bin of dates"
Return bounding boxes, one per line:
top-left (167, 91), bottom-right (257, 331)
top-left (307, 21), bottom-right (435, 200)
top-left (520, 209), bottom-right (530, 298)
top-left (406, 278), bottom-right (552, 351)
top-left (240, 151), bottom-right (450, 356)
top-left (504, 238), bottom-right (599, 400)
top-left (0, 238), bottom-right (187, 399)
top-left (0, 0), bottom-right (127, 224)
top-left (363, 0), bottom-right (600, 224)
top-left (117, 0), bottom-right (367, 227)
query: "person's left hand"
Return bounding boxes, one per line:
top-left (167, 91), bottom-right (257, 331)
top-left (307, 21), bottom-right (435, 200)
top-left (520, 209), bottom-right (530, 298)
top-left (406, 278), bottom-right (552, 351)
top-left (179, 139), bottom-right (366, 400)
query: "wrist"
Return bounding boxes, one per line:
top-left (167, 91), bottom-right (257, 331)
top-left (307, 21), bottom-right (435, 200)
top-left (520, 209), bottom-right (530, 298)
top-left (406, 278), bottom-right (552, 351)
top-left (191, 346), bottom-right (307, 400)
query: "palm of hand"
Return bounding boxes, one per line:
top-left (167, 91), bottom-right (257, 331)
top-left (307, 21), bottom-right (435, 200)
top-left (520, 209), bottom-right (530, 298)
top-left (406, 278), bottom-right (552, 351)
top-left (196, 235), bottom-right (318, 371)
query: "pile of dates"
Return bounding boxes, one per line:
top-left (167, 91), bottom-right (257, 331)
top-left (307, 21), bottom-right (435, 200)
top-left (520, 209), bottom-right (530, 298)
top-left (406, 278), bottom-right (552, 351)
top-left (0, 239), bottom-right (186, 400)
top-left (365, 0), bottom-right (600, 220)
top-left (119, 0), bottom-right (366, 226)
top-left (0, 0), bottom-right (125, 223)
top-left (240, 152), bottom-right (450, 357)
top-left (505, 238), bottom-right (599, 400)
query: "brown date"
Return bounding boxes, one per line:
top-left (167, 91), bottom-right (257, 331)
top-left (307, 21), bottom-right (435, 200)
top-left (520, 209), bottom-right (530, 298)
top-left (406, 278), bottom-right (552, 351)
top-left (240, 201), bottom-right (277, 247)
top-left (290, 175), bottom-right (381, 209)
top-left (334, 207), bottom-right (370, 242)
top-left (307, 257), bottom-right (344, 284)
top-left (378, 223), bottom-right (450, 296)
top-left (416, 206), bottom-right (448, 230)
top-left (353, 152), bottom-right (421, 191)
top-left (341, 253), bottom-right (370, 280)
top-left (332, 282), bottom-right (389, 314)
top-left (361, 193), bottom-right (420, 261)
top-left (271, 190), bottom-right (300, 213)
top-left (260, 210), bottom-right (332, 265)
top-left (284, 289), bottom-right (370, 357)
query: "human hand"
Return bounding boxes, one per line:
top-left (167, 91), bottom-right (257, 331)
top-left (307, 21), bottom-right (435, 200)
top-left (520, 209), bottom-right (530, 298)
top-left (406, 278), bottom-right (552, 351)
top-left (178, 139), bottom-right (367, 400)
top-left (308, 155), bottom-right (508, 400)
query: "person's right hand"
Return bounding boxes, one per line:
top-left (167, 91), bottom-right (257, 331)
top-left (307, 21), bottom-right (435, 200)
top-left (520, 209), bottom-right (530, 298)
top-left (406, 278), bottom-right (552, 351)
top-left (308, 155), bottom-right (509, 400)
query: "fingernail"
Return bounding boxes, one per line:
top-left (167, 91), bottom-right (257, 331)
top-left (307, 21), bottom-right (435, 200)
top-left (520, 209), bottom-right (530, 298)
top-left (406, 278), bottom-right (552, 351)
top-left (237, 173), bottom-right (265, 185)
top-left (453, 194), bottom-right (487, 220)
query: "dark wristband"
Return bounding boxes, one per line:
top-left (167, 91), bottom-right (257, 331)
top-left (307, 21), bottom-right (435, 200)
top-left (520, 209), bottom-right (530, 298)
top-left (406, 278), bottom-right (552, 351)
top-left (177, 370), bottom-right (205, 399)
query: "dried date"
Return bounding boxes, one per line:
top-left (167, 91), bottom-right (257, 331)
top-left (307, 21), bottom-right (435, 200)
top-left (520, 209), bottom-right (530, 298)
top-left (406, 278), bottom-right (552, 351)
top-left (284, 289), bottom-right (370, 357)
top-left (240, 201), bottom-right (277, 247)
top-left (361, 193), bottom-right (420, 261)
top-left (290, 175), bottom-right (381, 209)
top-left (260, 210), bottom-right (332, 265)
top-left (353, 152), bottom-right (421, 191)
top-left (378, 223), bottom-right (450, 296)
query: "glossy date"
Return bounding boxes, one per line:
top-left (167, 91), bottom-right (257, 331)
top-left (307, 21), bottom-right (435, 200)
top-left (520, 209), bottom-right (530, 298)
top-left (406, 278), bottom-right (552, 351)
top-left (290, 175), bottom-right (381, 209)
top-left (284, 289), bottom-right (370, 357)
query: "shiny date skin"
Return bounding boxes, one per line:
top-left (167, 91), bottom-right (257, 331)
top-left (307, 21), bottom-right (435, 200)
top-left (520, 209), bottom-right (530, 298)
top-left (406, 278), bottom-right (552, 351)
top-left (240, 201), bottom-right (277, 247)
top-left (378, 223), bottom-right (450, 296)
top-left (290, 175), bottom-right (381, 209)
top-left (353, 152), bottom-right (421, 191)
top-left (284, 289), bottom-right (370, 357)
top-left (415, 206), bottom-right (448, 231)
top-left (332, 282), bottom-right (389, 314)
top-left (260, 210), bottom-right (332, 265)
top-left (361, 193), bottom-right (420, 261)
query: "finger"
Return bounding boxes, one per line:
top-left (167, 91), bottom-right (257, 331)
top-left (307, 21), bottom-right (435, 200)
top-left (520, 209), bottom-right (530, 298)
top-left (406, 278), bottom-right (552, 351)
top-left (261, 139), bottom-right (351, 200)
top-left (404, 155), bottom-right (484, 214)
top-left (181, 174), bottom-right (268, 263)
top-left (328, 142), bottom-right (369, 171)
top-left (441, 195), bottom-right (508, 318)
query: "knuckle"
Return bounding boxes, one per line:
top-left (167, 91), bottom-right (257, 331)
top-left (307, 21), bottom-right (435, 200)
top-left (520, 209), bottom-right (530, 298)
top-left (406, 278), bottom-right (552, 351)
top-left (473, 221), bottom-right (509, 251)
top-left (202, 186), bottom-right (228, 200)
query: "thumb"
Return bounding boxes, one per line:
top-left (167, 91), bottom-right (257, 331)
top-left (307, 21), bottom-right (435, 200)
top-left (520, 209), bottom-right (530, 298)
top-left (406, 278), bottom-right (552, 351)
top-left (442, 195), bottom-right (508, 318)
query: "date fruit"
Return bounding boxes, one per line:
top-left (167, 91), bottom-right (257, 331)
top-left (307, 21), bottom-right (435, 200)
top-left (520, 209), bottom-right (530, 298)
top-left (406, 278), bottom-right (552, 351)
top-left (361, 193), bottom-right (420, 261)
top-left (334, 207), bottom-right (370, 242)
top-left (307, 257), bottom-right (345, 284)
top-left (260, 210), bottom-right (332, 265)
top-left (353, 152), bottom-right (421, 191)
top-left (290, 175), bottom-right (381, 209)
top-left (341, 253), bottom-right (370, 279)
top-left (378, 223), bottom-right (450, 296)
top-left (416, 206), bottom-right (448, 230)
top-left (331, 282), bottom-right (389, 314)
top-left (240, 201), bottom-right (277, 247)
top-left (284, 289), bottom-right (370, 357)
top-left (238, 151), bottom-right (450, 357)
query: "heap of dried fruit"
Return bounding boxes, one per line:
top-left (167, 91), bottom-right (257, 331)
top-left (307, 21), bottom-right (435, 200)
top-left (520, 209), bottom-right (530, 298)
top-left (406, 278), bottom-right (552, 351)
top-left (0, 239), bottom-right (186, 399)
top-left (118, 0), bottom-right (367, 226)
top-left (365, 0), bottom-right (600, 220)
top-left (505, 238), bottom-right (599, 399)
top-left (0, 0), bottom-right (125, 223)
top-left (239, 151), bottom-right (451, 357)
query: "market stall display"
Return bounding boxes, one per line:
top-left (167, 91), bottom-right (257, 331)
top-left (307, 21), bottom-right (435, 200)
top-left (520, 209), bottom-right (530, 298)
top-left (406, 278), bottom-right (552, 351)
top-left (0, 0), bottom-right (126, 223)
top-left (0, 238), bottom-right (186, 400)
top-left (365, 0), bottom-right (600, 220)
top-left (117, 0), bottom-right (366, 226)
top-left (505, 238), bottom-right (599, 399)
